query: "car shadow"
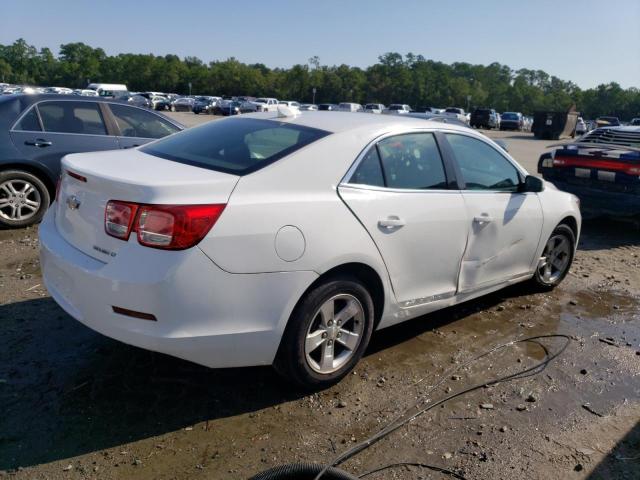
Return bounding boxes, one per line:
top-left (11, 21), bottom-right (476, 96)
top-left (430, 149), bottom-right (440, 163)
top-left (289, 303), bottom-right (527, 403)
top-left (586, 420), bottom-right (640, 479)
top-left (0, 297), bottom-right (299, 470)
top-left (365, 282), bottom-right (536, 356)
top-left (578, 218), bottom-right (640, 251)
top-left (0, 280), bottom-right (539, 471)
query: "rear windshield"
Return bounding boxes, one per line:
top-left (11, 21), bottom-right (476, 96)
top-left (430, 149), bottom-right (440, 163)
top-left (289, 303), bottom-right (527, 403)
top-left (502, 113), bottom-right (519, 120)
top-left (141, 117), bottom-right (330, 175)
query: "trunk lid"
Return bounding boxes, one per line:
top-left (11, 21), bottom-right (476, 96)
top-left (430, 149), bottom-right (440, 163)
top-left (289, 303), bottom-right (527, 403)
top-left (55, 148), bottom-right (239, 262)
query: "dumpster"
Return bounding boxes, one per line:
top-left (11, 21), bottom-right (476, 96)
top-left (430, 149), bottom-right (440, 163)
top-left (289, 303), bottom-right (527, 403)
top-left (532, 107), bottom-right (579, 140)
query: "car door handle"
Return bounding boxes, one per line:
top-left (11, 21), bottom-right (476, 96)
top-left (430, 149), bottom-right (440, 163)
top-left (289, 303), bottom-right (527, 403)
top-left (473, 215), bottom-right (493, 225)
top-left (378, 216), bottom-right (405, 229)
top-left (24, 139), bottom-right (52, 148)
top-left (123, 144), bottom-right (140, 149)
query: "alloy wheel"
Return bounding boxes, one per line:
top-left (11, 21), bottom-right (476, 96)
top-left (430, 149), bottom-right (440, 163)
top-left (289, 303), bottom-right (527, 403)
top-left (538, 234), bottom-right (571, 283)
top-left (304, 294), bottom-right (365, 374)
top-left (0, 179), bottom-right (42, 222)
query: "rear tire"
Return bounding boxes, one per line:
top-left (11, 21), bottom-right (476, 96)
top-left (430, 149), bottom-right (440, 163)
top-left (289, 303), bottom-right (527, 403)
top-left (531, 224), bottom-right (575, 290)
top-left (0, 170), bottom-right (50, 228)
top-left (274, 276), bottom-right (374, 390)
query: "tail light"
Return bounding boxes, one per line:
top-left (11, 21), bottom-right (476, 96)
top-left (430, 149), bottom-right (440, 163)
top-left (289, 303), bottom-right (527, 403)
top-left (105, 201), bottom-right (225, 250)
top-left (105, 201), bottom-right (139, 240)
top-left (553, 155), bottom-right (640, 175)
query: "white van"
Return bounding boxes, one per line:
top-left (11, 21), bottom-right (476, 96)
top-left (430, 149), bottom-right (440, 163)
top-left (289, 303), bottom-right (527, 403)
top-left (337, 102), bottom-right (363, 112)
top-left (87, 83), bottom-right (128, 97)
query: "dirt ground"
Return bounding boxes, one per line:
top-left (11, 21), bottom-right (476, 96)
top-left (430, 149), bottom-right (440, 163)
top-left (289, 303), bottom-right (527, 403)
top-left (0, 116), bottom-right (639, 480)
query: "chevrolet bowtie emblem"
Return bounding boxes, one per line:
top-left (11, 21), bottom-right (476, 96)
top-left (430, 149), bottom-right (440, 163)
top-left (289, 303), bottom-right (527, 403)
top-left (66, 195), bottom-right (81, 210)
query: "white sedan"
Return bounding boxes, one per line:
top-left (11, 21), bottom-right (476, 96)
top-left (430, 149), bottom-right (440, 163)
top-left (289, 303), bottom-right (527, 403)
top-left (40, 110), bottom-right (581, 388)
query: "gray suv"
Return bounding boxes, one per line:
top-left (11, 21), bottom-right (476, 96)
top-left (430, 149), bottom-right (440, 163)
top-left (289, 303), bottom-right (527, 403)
top-left (0, 94), bottom-right (183, 228)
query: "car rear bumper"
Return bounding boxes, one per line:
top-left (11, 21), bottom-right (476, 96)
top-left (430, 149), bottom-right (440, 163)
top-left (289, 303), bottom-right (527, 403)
top-left (39, 209), bottom-right (317, 368)
top-left (542, 177), bottom-right (639, 217)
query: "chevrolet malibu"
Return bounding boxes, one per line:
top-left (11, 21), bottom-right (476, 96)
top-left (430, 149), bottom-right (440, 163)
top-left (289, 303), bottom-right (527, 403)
top-left (40, 110), bottom-right (581, 388)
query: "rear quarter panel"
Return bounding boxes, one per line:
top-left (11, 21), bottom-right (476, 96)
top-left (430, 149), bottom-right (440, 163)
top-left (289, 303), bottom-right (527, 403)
top-left (198, 130), bottom-right (389, 279)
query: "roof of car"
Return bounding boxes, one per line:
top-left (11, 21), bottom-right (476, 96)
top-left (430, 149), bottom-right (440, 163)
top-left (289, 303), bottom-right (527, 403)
top-left (0, 93), bottom-right (184, 130)
top-left (239, 110), bottom-right (471, 134)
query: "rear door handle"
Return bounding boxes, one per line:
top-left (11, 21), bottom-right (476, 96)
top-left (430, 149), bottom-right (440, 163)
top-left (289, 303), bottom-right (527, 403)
top-left (24, 139), bottom-right (52, 148)
top-left (473, 215), bottom-right (493, 225)
top-left (378, 216), bottom-right (405, 229)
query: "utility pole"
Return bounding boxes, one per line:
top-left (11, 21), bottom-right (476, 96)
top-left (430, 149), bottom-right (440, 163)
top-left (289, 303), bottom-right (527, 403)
top-left (312, 87), bottom-right (316, 104)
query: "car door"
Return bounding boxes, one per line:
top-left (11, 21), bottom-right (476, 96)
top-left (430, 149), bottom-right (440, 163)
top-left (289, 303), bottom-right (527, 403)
top-left (443, 132), bottom-right (544, 292)
top-left (9, 100), bottom-right (119, 178)
top-left (106, 103), bottom-right (182, 149)
top-left (339, 132), bottom-right (468, 308)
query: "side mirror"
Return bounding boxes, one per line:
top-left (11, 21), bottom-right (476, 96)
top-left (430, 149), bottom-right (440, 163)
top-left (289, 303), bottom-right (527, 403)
top-left (521, 175), bottom-right (544, 193)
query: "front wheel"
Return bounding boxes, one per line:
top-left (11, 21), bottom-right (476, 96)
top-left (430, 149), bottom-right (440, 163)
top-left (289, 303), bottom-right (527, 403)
top-left (275, 276), bottom-right (375, 389)
top-left (0, 170), bottom-right (50, 228)
top-left (531, 224), bottom-right (575, 289)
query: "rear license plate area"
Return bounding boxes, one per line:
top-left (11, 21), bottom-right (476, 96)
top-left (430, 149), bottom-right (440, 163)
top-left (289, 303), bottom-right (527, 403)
top-left (597, 170), bottom-right (616, 182)
top-left (574, 168), bottom-right (591, 178)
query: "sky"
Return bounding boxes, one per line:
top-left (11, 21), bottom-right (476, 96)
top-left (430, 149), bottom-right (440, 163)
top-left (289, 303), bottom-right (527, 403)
top-left (1, 0), bottom-right (639, 89)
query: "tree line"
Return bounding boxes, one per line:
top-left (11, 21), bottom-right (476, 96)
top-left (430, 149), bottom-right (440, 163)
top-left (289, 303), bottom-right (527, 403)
top-left (1, 39), bottom-right (639, 120)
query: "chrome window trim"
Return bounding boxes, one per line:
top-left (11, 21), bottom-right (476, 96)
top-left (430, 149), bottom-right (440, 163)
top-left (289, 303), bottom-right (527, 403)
top-left (340, 127), bottom-right (449, 192)
top-left (339, 183), bottom-right (460, 195)
top-left (107, 102), bottom-right (183, 135)
top-left (10, 99), bottom-right (109, 136)
top-left (340, 126), bottom-right (530, 195)
top-left (9, 98), bottom-right (183, 135)
top-left (10, 104), bottom-right (43, 132)
top-left (441, 130), bottom-right (530, 192)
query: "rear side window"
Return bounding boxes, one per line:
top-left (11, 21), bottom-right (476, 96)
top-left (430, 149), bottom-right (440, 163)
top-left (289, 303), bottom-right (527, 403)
top-left (14, 107), bottom-right (41, 131)
top-left (350, 147), bottom-right (385, 187)
top-left (109, 103), bottom-right (180, 139)
top-left (141, 117), bottom-right (330, 175)
top-left (38, 101), bottom-right (107, 135)
top-left (377, 133), bottom-right (447, 189)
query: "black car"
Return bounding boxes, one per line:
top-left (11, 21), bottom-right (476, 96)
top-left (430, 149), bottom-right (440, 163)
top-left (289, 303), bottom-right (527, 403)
top-left (500, 112), bottom-right (524, 131)
top-left (318, 104), bottom-right (338, 111)
top-left (538, 127), bottom-right (640, 218)
top-left (0, 94), bottom-right (183, 228)
top-left (116, 94), bottom-right (151, 109)
top-left (212, 100), bottom-right (242, 116)
top-left (470, 108), bottom-right (499, 129)
top-left (192, 96), bottom-right (219, 115)
top-left (595, 116), bottom-right (621, 128)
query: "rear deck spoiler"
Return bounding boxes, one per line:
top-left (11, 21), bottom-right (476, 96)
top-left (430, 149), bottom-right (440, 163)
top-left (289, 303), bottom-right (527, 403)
top-left (546, 142), bottom-right (640, 153)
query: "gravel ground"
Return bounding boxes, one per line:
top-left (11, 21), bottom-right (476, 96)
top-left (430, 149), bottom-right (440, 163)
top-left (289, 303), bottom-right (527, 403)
top-left (0, 113), bottom-right (638, 480)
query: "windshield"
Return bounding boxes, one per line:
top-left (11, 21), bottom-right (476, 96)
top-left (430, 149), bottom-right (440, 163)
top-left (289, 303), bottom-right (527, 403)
top-left (502, 113), bottom-right (519, 120)
top-left (388, 105), bottom-right (403, 110)
top-left (141, 118), bottom-right (330, 175)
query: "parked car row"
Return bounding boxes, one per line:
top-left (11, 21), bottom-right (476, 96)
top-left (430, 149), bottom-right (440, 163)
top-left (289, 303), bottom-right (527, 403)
top-left (469, 109), bottom-right (534, 132)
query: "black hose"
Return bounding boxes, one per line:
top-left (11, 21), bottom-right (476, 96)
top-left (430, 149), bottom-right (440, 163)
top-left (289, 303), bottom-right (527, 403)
top-left (250, 334), bottom-right (570, 480)
top-left (249, 463), bottom-right (359, 480)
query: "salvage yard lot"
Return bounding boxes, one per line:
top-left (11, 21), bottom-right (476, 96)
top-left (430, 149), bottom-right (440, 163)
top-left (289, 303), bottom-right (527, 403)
top-left (0, 115), bottom-right (639, 480)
